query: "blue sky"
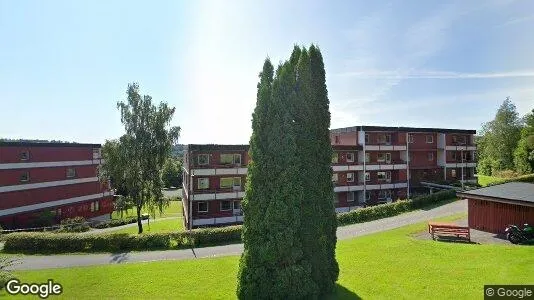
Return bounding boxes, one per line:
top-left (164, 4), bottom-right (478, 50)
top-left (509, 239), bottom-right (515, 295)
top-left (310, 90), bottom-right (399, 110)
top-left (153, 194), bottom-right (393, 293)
top-left (1, 0), bottom-right (533, 144)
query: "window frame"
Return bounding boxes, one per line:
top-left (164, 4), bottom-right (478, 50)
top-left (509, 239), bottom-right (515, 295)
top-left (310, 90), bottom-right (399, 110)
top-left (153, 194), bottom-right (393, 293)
top-left (332, 173), bottom-right (338, 183)
top-left (220, 177), bottom-right (233, 189)
top-left (365, 172), bottom-right (370, 182)
top-left (20, 172), bottom-right (30, 183)
top-left (451, 169), bottom-right (457, 178)
top-left (347, 191), bottom-right (355, 202)
top-left (197, 154), bottom-right (209, 166)
top-left (220, 200), bottom-right (232, 211)
top-left (365, 191), bottom-right (371, 201)
top-left (20, 151), bottom-right (30, 161)
top-left (346, 152), bottom-right (355, 163)
top-left (408, 134), bottom-right (414, 144)
top-left (332, 152), bottom-right (339, 164)
top-left (428, 152), bottom-right (434, 161)
top-left (197, 178), bottom-right (209, 189)
top-left (365, 152), bottom-right (370, 163)
top-left (66, 167), bottom-right (76, 179)
top-left (426, 135), bottom-right (433, 143)
top-left (197, 201), bottom-right (209, 213)
top-left (451, 151), bottom-right (457, 161)
top-left (347, 172), bottom-right (354, 182)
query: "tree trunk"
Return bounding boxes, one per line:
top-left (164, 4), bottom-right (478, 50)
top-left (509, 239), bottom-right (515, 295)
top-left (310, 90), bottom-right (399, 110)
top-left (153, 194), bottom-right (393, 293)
top-left (136, 205), bottom-right (143, 234)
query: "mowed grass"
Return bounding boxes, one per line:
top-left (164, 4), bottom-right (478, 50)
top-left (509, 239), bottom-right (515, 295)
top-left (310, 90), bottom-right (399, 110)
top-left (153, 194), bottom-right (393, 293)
top-left (110, 217), bottom-right (184, 234)
top-left (111, 200), bottom-right (183, 219)
top-left (477, 175), bottom-right (506, 187)
top-left (5, 213), bottom-right (534, 299)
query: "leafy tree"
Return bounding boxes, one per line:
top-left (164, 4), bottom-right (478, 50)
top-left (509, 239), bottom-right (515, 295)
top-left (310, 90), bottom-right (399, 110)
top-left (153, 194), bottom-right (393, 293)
top-left (514, 109), bottom-right (534, 174)
top-left (237, 45), bottom-right (338, 299)
top-left (161, 157), bottom-right (182, 188)
top-left (99, 83), bottom-right (180, 233)
top-left (478, 97), bottom-right (521, 175)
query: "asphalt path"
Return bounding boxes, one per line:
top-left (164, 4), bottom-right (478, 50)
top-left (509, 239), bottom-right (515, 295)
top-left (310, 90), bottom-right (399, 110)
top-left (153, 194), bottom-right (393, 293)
top-left (9, 200), bottom-right (466, 270)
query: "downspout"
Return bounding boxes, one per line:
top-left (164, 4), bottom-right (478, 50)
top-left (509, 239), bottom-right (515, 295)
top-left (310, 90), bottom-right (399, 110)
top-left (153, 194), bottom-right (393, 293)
top-left (189, 148), bottom-right (193, 231)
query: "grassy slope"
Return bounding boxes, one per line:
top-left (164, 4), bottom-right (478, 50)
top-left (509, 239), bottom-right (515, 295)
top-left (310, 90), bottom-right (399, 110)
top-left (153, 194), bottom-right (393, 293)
top-left (5, 214), bottom-right (534, 299)
top-left (477, 175), bottom-right (505, 187)
top-left (109, 217), bottom-right (184, 234)
top-left (111, 200), bottom-right (183, 220)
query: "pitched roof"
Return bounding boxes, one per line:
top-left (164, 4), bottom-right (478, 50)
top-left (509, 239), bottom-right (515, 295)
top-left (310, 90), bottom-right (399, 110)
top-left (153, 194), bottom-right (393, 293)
top-left (457, 182), bottom-right (534, 205)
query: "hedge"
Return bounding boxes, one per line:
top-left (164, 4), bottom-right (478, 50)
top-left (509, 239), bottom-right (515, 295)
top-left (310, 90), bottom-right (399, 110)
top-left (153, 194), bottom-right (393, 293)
top-left (91, 214), bottom-right (150, 229)
top-left (3, 191), bottom-right (456, 254)
top-left (337, 189), bottom-right (456, 226)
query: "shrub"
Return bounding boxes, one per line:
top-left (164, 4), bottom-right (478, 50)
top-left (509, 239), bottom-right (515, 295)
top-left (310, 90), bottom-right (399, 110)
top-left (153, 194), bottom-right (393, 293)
top-left (0, 256), bottom-right (18, 290)
top-left (188, 226), bottom-right (242, 247)
top-left (338, 190), bottom-right (456, 226)
top-left (57, 217), bottom-right (90, 233)
top-left (92, 215), bottom-right (149, 229)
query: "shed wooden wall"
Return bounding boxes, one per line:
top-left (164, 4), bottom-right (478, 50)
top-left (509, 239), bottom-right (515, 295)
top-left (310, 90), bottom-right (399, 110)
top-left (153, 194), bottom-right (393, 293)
top-left (468, 198), bottom-right (534, 234)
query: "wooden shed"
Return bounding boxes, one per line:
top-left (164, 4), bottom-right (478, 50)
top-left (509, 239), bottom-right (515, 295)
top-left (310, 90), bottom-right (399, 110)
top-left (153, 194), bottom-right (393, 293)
top-left (457, 182), bottom-right (534, 234)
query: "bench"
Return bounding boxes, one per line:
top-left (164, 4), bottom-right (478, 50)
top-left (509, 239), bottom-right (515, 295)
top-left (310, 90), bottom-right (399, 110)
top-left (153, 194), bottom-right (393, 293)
top-left (428, 222), bottom-right (470, 242)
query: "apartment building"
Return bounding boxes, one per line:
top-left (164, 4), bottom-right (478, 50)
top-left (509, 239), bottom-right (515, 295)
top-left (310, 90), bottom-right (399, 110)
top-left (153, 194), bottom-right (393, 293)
top-left (0, 142), bottom-right (114, 229)
top-left (182, 126), bottom-right (476, 228)
top-left (330, 126), bottom-right (477, 207)
top-left (182, 144), bottom-right (249, 229)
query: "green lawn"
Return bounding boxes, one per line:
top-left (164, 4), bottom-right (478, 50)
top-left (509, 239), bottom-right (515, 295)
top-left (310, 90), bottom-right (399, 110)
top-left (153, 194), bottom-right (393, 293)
top-left (477, 175), bottom-right (506, 186)
top-left (111, 200), bottom-right (183, 219)
top-left (109, 217), bottom-right (184, 234)
top-left (5, 213), bottom-right (533, 299)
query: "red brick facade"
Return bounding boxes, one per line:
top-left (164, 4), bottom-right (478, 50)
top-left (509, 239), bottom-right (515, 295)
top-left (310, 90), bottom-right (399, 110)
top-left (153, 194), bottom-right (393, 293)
top-left (0, 142), bottom-right (113, 229)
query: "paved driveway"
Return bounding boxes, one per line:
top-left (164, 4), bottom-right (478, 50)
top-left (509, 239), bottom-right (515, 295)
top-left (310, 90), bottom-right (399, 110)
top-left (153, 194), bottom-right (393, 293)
top-left (9, 200), bottom-right (467, 270)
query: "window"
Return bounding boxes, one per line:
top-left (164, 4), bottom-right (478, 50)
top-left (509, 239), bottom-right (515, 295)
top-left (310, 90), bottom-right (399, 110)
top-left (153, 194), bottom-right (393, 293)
top-left (386, 153), bottom-right (391, 163)
top-left (20, 172), bottom-right (29, 183)
top-left (346, 152), bottom-right (354, 163)
top-left (332, 152), bottom-right (339, 163)
top-left (365, 172), bottom-right (370, 182)
top-left (220, 177), bottom-right (233, 189)
top-left (57, 208), bottom-right (62, 217)
top-left (220, 201), bottom-right (232, 211)
top-left (333, 193), bottom-right (339, 205)
top-left (377, 134), bottom-right (391, 144)
top-left (451, 151), bottom-right (457, 161)
top-left (220, 153), bottom-right (241, 165)
top-left (365, 153), bottom-right (370, 163)
top-left (198, 178), bottom-right (209, 189)
top-left (92, 148), bottom-right (101, 159)
top-left (90, 202), bottom-right (95, 212)
top-left (95, 201), bottom-right (99, 211)
top-left (377, 153), bottom-right (386, 162)
top-left (332, 173), bottom-right (338, 183)
top-left (428, 152), bottom-right (434, 161)
top-left (408, 134), bottom-right (414, 143)
top-left (365, 134), bottom-right (369, 144)
top-left (462, 151), bottom-right (468, 161)
top-left (20, 151), bottom-right (29, 161)
top-left (365, 191), bottom-right (371, 201)
top-left (198, 201), bottom-right (208, 213)
top-left (378, 190), bottom-right (392, 200)
top-left (233, 177), bottom-right (241, 187)
top-left (66, 168), bottom-right (76, 178)
top-left (233, 201), bottom-right (241, 210)
top-left (347, 191), bottom-right (355, 202)
top-left (451, 169), bottom-right (457, 178)
top-left (334, 135), bottom-right (340, 144)
top-left (347, 172), bottom-right (354, 182)
top-left (426, 135), bottom-right (433, 143)
top-left (198, 154), bottom-right (209, 165)
top-left (377, 171), bottom-right (391, 182)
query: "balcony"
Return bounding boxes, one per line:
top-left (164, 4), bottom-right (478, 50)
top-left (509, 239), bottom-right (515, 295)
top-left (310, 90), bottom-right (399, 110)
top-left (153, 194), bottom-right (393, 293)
top-left (364, 144), bottom-right (407, 151)
top-left (189, 189), bottom-right (245, 201)
top-left (445, 144), bottom-right (476, 151)
top-left (365, 161), bottom-right (408, 170)
top-left (191, 166), bottom-right (247, 176)
top-left (445, 161), bottom-right (477, 168)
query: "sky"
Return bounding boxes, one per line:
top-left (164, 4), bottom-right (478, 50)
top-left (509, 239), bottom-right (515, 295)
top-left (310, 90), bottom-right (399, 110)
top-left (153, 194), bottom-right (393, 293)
top-left (1, 0), bottom-right (533, 144)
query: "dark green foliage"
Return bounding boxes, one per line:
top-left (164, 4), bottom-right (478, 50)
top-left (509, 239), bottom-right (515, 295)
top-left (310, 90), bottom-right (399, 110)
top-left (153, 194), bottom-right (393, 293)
top-left (238, 45), bottom-right (338, 299)
top-left (28, 211), bottom-right (56, 228)
top-left (161, 157), bottom-right (182, 188)
top-left (337, 190), bottom-right (456, 226)
top-left (514, 109), bottom-right (534, 174)
top-left (0, 256), bottom-right (18, 290)
top-left (57, 217), bottom-right (90, 233)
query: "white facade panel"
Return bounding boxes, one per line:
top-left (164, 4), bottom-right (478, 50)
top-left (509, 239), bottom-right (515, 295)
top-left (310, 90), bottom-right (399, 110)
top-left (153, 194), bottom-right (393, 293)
top-left (192, 169), bottom-right (216, 176)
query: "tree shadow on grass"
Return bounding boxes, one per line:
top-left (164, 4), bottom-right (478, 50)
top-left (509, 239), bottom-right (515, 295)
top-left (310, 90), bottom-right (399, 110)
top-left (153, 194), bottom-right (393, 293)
top-left (324, 283), bottom-right (361, 300)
